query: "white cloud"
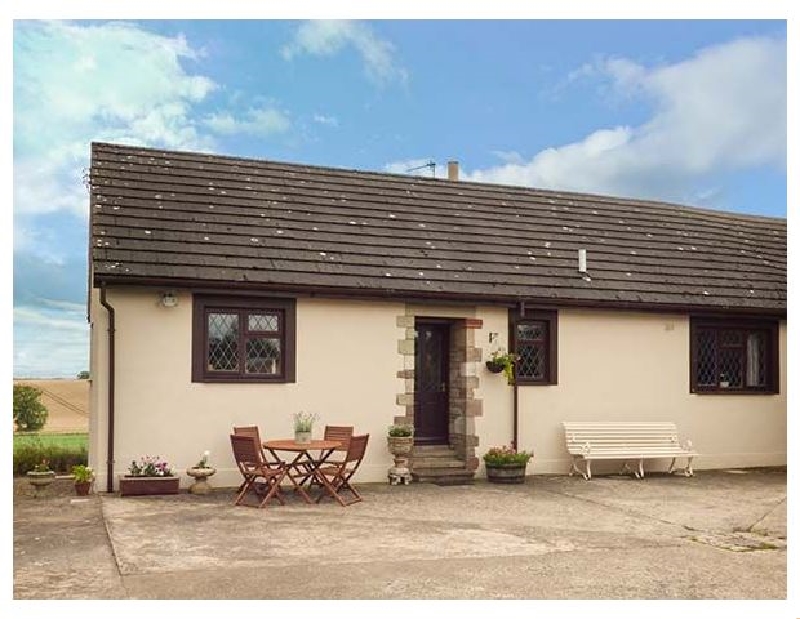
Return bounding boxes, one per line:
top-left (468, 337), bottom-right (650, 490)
top-left (313, 113), bottom-right (339, 128)
top-left (14, 20), bottom-right (219, 220)
top-left (282, 20), bottom-right (407, 85)
top-left (464, 36), bottom-right (786, 204)
top-left (203, 106), bottom-right (290, 137)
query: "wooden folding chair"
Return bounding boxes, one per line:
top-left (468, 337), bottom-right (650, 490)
top-left (298, 425), bottom-right (355, 488)
top-left (315, 434), bottom-right (369, 506)
top-left (230, 434), bottom-right (287, 508)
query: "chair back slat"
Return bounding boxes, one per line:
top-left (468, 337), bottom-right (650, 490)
top-left (346, 434), bottom-right (369, 463)
top-left (233, 425), bottom-right (261, 441)
top-left (324, 425), bottom-right (354, 450)
top-left (230, 434), bottom-right (262, 466)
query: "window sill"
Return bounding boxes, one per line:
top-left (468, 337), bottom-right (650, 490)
top-left (691, 389), bottom-right (779, 396)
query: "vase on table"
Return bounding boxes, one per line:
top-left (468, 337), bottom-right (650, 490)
top-left (294, 431), bottom-right (312, 444)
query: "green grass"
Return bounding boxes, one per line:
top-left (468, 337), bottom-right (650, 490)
top-left (13, 432), bottom-right (89, 475)
top-left (14, 432), bottom-right (88, 451)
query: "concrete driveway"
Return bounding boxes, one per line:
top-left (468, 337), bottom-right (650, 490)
top-left (13, 468), bottom-right (786, 599)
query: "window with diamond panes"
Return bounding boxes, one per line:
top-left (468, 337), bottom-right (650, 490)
top-left (510, 310), bottom-right (557, 385)
top-left (690, 319), bottom-right (777, 394)
top-left (193, 297), bottom-right (295, 383)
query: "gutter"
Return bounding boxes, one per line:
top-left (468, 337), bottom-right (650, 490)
top-left (99, 284), bottom-right (116, 494)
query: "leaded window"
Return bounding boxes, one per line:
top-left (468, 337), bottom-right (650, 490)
top-left (690, 318), bottom-right (778, 394)
top-left (193, 296), bottom-right (296, 383)
top-left (510, 310), bottom-right (557, 385)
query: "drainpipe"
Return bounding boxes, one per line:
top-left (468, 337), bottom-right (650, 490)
top-left (513, 301), bottom-right (525, 450)
top-left (99, 284), bottom-right (116, 493)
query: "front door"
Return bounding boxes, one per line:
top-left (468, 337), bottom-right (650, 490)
top-left (414, 321), bottom-right (450, 445)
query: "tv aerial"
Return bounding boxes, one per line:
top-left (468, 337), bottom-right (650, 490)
top-left (405, 160), bottom-right (436, 178)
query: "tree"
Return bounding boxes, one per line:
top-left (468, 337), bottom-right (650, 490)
top-left (13, 385), bottom-right (49, 431)
top-left (76, 370), bottom-right (90, 379)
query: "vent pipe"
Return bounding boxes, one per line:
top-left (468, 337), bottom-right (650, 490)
top-left (578, 249), bottom-right (587, 273)
top-left (447, 160), bottom-right (459, 181)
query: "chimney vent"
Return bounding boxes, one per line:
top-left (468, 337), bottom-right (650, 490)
top-left (578, 249), bottom-right (587, 273)
top-left (447, 160), bottom-right (459, 181)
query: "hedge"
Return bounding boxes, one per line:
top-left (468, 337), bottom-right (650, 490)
top-left (13, 440), bottom-right (88, 476)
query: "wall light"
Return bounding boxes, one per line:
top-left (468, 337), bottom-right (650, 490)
top-left (160, 291), bottom-right (178, 308)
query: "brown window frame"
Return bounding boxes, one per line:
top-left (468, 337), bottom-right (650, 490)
top-left (192, 296), bottom-right (296, 383)
top-left (689, 317), bottom-right (779, 395)
top-left (509, 309), bottom-right (557, 386)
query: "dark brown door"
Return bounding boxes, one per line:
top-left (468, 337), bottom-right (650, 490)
top-left (414, 321), bottom-right (450, 445)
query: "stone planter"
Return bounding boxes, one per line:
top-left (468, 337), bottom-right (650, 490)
top-left (387, 435), bottom-right (414, 485)
top-left (486, 463), bottom-right (529, 484)
top-left (119, 475), bottom-right (180, 497)
top-left (294, 430), bottom-right (312, 444)
top-left (186, 467), bottom-right (217, 495)
top-left (27, 471), bottom-right (56, 498)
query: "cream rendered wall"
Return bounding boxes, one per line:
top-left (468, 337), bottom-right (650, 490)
top-left (515, 309), bottom-right (787, 475)
top-left (89, 289), bottom-right (786, 490)
top-left (90, 288), bottom-right (405, 490)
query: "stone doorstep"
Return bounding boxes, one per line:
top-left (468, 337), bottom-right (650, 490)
top-left (412, 458), bottom-right (467, 469)
top-left (413, 445), bottom-right (458, 456)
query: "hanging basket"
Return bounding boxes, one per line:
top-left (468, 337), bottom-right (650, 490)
top-left (485, 360), bottom-right (504, 374)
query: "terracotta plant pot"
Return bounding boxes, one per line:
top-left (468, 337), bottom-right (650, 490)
top-left (119, 475), bottom-right (180, 496)
top-left (75, 481), bottom-right (92, 496)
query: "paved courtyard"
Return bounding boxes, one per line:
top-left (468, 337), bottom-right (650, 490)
top-left (13, 468), bottom-right (786, 599)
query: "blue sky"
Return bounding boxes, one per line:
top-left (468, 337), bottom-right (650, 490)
top-left (12, 19), bottom-right (787, 377)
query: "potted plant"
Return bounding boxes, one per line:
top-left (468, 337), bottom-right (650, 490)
top-left (483, 446), bottom-right (533, 484)
top-left (485, 349), bottom-right (519, 385)
top-left (293, 411), bottom-right (319, 444)
top-left (27, 459), bottom-right (55, 498)
top-left (72, 464), bottom-right (94, 496)
top-left (387, 425), bottom-right (414, 485)
top-left (119, 455), bottom-right (179, 496)
top-left (186, 450), bottom-right (217, 495)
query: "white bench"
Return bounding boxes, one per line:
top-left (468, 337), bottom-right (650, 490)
top-left (562, 421), bottom-right (696, 480)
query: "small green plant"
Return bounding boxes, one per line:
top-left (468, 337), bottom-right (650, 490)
top-left (483, 446), bottom-right (533, 466)
top-left (293, 411), bottom-right (319, 432)
top-left (14, 385), bottom-right (49, 431)
top-left (72, 464), bottom-right (94, 482)
top-left (388, 424), bottom-right (413, 437)
top-left (194, 450), bottom-right (211, 468)
top-left (31, 459), bottom-right (52, 473)
top-left (488, 349), bottom-right (519, 385)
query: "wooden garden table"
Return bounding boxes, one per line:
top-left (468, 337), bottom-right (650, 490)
top-left (263, 439), bottom-right (341, 504)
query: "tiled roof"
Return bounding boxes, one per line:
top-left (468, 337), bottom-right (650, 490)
top-left (90, 142), bottom-right (786, 313)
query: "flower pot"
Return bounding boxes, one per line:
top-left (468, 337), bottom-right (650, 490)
top-left (75, 481), bottom-right (92, 496)
top-left (294, 430), bottom-right (312, 444)
top-left (387, 436), bottom-right (414, 456)
top-left (485, 360), bottom-right (504, 374)
top-left (486, 463), bottom-right (528, 484)
top-left (186, 467), bottom-right (216, 495)
top-left (119, 475), bottom-right (180, 496)
top-left (27, 471), bottom-right (55, 498)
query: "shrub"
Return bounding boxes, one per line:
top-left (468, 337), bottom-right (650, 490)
top-left (13, 385), bottom-right (49, 431)
top-left (76, 370), bottom-right (90, 379)
top-left (72, 464), bottom-right (94, 482)
top-left (483, 446), bottom-right (533, 466)
top-left (14, 438), bottom-right (88, 475)
top-left (388, 424), bottom-right (413, 437)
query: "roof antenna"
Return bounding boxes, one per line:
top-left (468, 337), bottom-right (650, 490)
top-left (406, 160), bottom-right (436, 178)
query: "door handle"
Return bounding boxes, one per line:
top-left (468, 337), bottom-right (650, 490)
top-left (440, 382), bottom-right (447, 392)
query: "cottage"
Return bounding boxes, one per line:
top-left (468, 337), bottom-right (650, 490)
top-left (87, 142), bottom-right (786, 492)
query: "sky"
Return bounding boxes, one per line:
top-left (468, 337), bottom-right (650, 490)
top-left (11, 18), bottom-right (788, 378)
